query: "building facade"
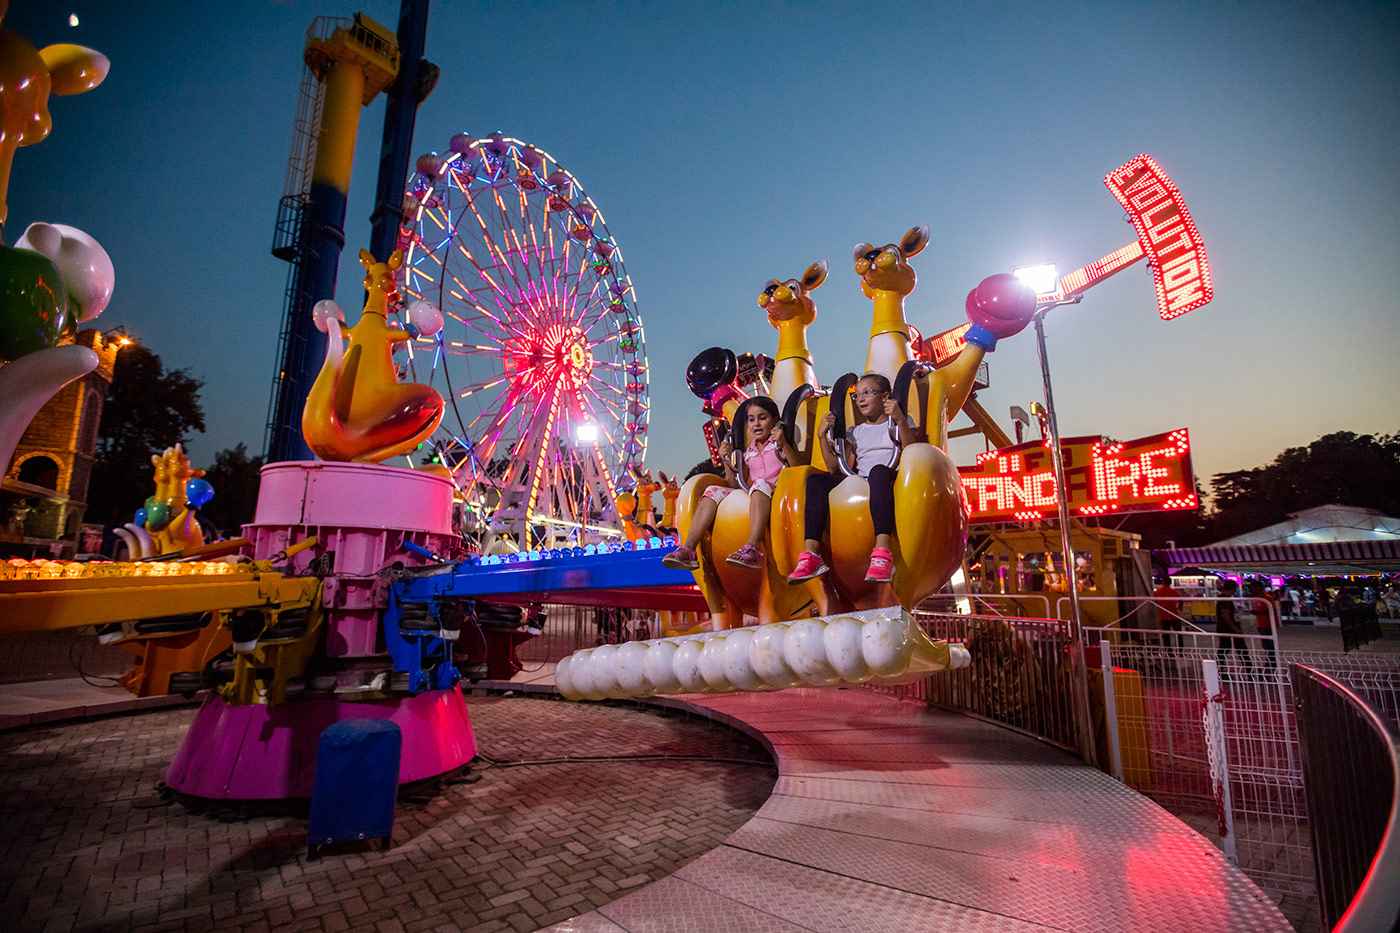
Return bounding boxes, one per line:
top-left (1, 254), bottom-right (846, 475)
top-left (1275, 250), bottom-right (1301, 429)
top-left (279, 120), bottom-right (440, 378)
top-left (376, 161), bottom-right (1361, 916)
top-left (2, 330), bottom-right (121, 554)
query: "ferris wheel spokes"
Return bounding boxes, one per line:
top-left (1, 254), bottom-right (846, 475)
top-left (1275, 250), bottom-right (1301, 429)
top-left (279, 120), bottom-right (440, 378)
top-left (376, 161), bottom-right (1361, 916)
top-left (398, 133), bottom-right (648, 545)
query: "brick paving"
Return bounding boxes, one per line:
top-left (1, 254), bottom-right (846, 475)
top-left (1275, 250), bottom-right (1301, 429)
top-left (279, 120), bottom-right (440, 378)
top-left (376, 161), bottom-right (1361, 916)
top-left (0, 695), bottom-right (775, 932)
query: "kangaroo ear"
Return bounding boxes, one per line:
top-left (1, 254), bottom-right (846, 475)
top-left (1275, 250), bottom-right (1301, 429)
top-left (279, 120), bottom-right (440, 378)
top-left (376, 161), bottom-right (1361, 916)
top-left (387, 249), bottom-right (403, 271)
top-left (899, 225), bottom-right (930, 259)
top-left (39, 44), bottom-right (110, 95)
top-left (801, 260), bottom-right (828, 291)
top-left (359, 249), bottom-right (374, 271)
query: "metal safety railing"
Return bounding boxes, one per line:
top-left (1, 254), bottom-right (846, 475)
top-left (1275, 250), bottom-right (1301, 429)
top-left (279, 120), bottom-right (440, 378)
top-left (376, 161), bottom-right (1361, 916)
top-left (919, 592), bottom-right (1052, 620)
top-left (867, 611), bottom-right (1079, 752)
top-left (514, 603), bottom-right (659, 668)
top-left (1057, 595), bottom-right (1281, 647)
top-left (1089, 628), bottom-right (1400, 932)
top-left (1293, 664), bottom-right (1400, 933)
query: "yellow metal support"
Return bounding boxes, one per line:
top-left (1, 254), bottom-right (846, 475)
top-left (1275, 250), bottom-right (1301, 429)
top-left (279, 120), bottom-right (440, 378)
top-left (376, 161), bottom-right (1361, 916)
top-left (962, 397), bottom-right (1014, 449)
top-left (0, 571), bottom-right (320, 634)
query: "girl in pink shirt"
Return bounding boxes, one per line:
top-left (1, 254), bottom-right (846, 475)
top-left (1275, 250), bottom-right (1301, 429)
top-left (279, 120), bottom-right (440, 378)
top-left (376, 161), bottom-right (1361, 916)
top-left (663, 397), bottom-right (795, 570)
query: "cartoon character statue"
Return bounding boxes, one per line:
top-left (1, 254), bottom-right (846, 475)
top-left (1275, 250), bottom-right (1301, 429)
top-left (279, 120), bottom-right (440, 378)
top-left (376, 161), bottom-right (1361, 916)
top-left (0, 9), bottom-right (112, 476)
top-left (672, 261), bottom-right (835, 627)
top-left (614, 489), bottom-right (645, 543)
top-left (658, 472), bottom-right (679, 532)
top-left (301, 249), bottom-right (445, 462)
top-left (113, 444), bottom-right (214, 558)
top-left (633, 470), bottom-right (662, 527)
top-left (758, 260), bottom-right (826, 409)
top-left (674, 226), bottom-right (1038, 623)
top-left (0, 4), bottom-right (109, 236)
top-left (0, 222), bottom-right (115, 477)
top-left (771, 230), bottom-right (1036, 611)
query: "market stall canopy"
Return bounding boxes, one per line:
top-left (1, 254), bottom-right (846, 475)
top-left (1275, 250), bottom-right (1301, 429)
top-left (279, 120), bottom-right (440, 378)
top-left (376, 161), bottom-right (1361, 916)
top-left (1159, 505), bottom-right (1400, 575)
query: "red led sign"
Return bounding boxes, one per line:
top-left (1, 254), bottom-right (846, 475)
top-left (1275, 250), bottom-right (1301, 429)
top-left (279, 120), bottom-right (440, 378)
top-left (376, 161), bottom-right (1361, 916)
top-left (1104, 154), bottom-right (1214, 320)
top-left (958, 428), bottom-right (1197, 524)
top-left (918, 322), bottom-right (972, 367)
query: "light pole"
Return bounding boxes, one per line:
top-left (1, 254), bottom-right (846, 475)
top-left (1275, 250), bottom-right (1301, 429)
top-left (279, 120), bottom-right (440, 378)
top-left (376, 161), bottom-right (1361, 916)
top-left (1013, 264), bottom-right (1098, 766)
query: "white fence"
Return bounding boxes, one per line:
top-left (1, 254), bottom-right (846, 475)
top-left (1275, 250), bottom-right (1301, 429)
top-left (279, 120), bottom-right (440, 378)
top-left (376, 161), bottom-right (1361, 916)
top-left (1092, 628), bottom-right (1400, 931)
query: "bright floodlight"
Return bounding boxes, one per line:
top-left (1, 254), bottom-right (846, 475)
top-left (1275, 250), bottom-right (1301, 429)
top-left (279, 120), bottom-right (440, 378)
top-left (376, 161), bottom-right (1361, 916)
top-left (1013, 263), bottom-right (1059, 296)
top-left (575, 423), bottom-right (599, 444)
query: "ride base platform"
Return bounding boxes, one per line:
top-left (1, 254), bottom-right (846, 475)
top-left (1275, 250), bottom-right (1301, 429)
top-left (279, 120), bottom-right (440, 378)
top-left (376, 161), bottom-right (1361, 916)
top-left (166, 460), bottom-right (475, 799)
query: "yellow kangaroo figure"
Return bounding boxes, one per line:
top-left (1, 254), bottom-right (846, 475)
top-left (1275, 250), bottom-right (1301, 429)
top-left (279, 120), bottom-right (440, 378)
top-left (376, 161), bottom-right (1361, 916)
top-left (615, 489), bottom-right (645, 542)
top-left (772, 226), bottom-right (991, 612)
top-left (675, 261), bottom-right (833, 627)
top-left (852, 226), bottom-right (989, 449)
top-left (302, 249), bottom-right (444, 463)
top-left (758, 260), bottom-right (826, 409)
top-left (658, 472), bottom-right (680, 530)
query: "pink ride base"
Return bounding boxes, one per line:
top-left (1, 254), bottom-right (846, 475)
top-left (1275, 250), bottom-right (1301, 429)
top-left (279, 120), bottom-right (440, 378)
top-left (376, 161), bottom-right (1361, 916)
top-left (162, 460), bottom-right (475, 800)
top-left (165, 685), bottom-right (477, 800)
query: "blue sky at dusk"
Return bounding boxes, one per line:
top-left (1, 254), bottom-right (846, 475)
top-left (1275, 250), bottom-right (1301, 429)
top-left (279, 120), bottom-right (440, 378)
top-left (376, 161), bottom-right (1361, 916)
top-left (9, 1), bottom-right (1399, 490)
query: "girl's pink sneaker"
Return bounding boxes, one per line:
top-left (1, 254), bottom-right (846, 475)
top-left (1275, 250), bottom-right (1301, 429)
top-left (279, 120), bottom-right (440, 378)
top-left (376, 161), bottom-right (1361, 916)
top-left (865, 547), bottom-right (894, 583)
top-left (787, 550), bottom-right (829, 582)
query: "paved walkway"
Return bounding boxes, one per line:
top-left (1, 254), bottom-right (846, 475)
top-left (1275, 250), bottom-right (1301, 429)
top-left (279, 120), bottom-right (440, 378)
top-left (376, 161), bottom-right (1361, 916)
top-left (0, 678), bottom-right (192, 731)
top-left (540, 687), bottom-right (1292, 933)
top-left (0, 696), bottom-right (774, 932)
top-left (0, 672), bottom-right (1293, 932)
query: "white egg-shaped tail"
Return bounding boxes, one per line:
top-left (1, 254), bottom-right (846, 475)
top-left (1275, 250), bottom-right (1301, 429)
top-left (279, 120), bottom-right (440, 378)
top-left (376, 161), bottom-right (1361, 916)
top-left (555, 608), bottom-right (969, 701)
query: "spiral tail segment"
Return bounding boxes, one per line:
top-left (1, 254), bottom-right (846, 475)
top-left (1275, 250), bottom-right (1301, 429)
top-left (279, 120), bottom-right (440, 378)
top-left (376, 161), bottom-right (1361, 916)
top-left (555, 607), bottom-right (970, 701)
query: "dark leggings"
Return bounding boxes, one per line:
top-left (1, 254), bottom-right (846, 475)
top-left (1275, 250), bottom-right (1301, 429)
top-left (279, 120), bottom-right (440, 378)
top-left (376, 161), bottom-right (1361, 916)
top-left (804, 465), bottom-right (895, 541)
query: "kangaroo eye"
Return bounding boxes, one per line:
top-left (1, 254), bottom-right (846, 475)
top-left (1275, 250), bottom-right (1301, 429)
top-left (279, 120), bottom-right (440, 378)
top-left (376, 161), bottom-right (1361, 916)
top-left (864, 249), bottom-right (882, 262)
top-left (764, 284), bottom-right (778, 296)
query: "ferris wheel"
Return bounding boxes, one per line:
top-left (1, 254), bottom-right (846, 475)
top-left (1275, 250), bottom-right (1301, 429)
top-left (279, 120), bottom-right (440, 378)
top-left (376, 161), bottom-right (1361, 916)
top-left (395, 132), bottom-right (649, 549)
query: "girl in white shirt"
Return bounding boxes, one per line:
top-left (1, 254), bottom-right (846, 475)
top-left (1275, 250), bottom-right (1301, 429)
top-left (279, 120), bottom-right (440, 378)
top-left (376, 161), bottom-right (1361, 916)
top-left (788, 373), bottom-right (915, 583)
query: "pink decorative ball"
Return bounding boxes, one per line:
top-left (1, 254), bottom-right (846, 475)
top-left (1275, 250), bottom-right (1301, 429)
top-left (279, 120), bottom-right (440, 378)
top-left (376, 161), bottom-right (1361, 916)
top-left (965, 273), bottom-right (1037, 339)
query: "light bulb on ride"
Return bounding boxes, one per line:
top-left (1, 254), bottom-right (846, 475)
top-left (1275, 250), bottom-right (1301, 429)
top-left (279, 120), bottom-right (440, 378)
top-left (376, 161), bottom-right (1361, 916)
top-left (312, 299), bottom-right (344, 333)
top-left (406, 299), bottom-right (443, 338)
top-left (1012, 263), bottom-right (1058, 296)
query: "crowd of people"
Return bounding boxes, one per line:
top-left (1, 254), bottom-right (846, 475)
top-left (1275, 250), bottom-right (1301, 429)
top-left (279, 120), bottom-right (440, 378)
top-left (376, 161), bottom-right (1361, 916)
top-left (1152, 575), bottom-right (1394, 655)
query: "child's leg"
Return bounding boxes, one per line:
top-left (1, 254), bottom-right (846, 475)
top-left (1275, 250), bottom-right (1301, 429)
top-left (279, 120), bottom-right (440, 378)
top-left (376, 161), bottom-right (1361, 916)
top-left (867, 465), bottom-right (897, 551)
top-left (745, 490), bottom-right (771, 548)
top-left (684, 496), bottom-right (719, 550)
top-left (803, 472), bottom-right (839, 552)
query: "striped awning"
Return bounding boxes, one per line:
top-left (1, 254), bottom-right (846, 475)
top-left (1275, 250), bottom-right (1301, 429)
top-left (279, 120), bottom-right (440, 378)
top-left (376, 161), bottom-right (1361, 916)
top-left (1161, 538), bottom-right (1400, 573)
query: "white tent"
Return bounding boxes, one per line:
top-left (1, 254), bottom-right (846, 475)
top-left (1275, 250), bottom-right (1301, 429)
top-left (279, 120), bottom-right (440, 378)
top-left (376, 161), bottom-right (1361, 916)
top-left (1163, 505), bottom-right (1400, 575)
top-left (1207, 505), bottom-right (1400, 547)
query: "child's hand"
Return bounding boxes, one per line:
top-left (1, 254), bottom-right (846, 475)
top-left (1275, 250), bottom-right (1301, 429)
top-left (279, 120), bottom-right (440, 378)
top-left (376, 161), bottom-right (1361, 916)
top-left (883, 398), bottom-right (906, 423)
top-left (718, 439), bottom-right (733, 460)
top-left (821, 412), bottom-right (836, 433)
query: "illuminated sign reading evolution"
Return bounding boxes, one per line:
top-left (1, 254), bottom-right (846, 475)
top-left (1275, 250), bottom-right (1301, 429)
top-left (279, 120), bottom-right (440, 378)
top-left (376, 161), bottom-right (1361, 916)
top-left (1105, 154), bottom-right (1214, 321)
top-left (958, 428), bottom-right (1197, 524)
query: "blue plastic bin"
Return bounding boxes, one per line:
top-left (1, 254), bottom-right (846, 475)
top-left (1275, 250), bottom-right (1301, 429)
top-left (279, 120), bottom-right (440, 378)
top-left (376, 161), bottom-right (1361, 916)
top-left (308, 718), bottom-right (402, 858)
